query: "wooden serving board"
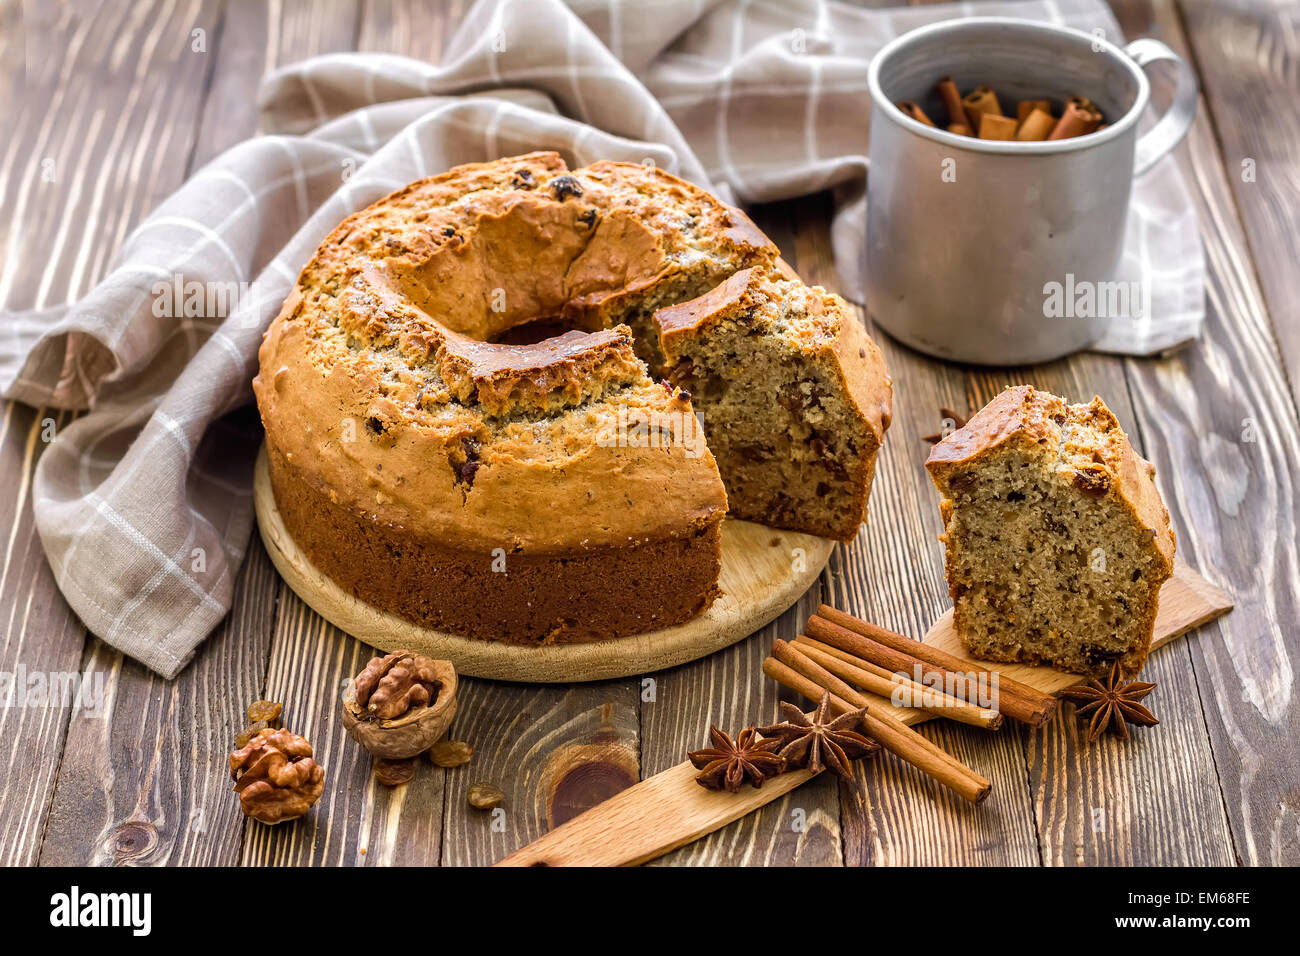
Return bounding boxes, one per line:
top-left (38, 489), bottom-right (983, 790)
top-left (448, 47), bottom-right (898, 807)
top-left (253, 445), bottom-right (835, 682)
top-left (496, 562), bottom-right (1233, 866)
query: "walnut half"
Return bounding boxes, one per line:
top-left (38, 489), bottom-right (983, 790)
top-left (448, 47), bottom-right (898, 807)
top-left (230, 728), bottom-right (325, 825)
top-left (341, 651), bottom-right (458, 759)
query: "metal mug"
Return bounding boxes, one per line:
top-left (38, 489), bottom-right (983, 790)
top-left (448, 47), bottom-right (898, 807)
top-left (864, 17), bottom-right (1198, 365)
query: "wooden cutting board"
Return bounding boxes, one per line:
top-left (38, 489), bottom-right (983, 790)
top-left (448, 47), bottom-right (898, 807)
top-left (253, 445), bottom-right (834, 681)
top-left (495, 562), bottom-right (1232, 866)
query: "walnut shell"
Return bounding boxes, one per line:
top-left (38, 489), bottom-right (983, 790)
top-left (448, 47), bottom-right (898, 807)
top-left (341, 654), bottom-right (457, 759)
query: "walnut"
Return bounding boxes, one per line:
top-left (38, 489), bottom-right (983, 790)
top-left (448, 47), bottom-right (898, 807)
top-left (354, 651), bottom-right (441, 719)
top-left (230, 728), bottom-right (324, 825)
top-left (342, 651), bottom-right (458, 760)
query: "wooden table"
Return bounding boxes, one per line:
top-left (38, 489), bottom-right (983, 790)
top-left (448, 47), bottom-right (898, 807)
top-left (2, 0), bottom-right (1296, 867)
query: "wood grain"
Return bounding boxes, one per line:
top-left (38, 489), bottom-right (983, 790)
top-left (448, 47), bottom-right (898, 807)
top-left (1177, 0), bottom-right (1300, 406)
top-left (2, 0), bottom-right (224, 866)
top-left (1110, 0), bottom-right (1300, 866)
top-left (0, 405), bottom-right (85, 866)
top-left (30, 0), bottom-right (370, 866)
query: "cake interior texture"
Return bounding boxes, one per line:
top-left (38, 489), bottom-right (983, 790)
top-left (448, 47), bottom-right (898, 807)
top-left (928, 387), bottom-right (1174, 678)
top-left (656, 269), bottom-right (890, 540)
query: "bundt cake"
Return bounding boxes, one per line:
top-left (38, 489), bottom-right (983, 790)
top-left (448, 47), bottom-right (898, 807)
top-left (926, 386), bottom-right (1175, 677)
top-left (254, 152), bottom-right (891, 646)
top-left (654, 267), bottom-right (893, 540)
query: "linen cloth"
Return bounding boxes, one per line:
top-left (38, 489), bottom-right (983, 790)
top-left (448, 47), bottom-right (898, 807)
top-left (0, 0), bottom-right (1205, 677)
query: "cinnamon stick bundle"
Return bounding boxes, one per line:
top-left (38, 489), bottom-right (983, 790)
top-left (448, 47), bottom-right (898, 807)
top-left (764, 646), bottom-right (992, 804)
top-left (812, 605), bottom-right (1058, 727)
top-left (793, 635), bottom-right (1003, 730)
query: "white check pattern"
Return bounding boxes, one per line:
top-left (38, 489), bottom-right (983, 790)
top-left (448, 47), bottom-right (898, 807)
top-left (0, 0), bottom-right (1204, 677)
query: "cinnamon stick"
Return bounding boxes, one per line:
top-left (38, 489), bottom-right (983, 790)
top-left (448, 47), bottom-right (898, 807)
top-left (816, 605), bottom-right (1056, 709)
top-left (935, 76), bottom-right (966, 126)
top-left (1015, 107), bottom-right (1056, 142)
top-left (764, 647), bottom-right (992, 804)
top-left (978, 113), bottom-right (1018, 140)
top-left (960, 85), bottom-right (1002, 132)
top-left (793, 635), bottom-right (1003, 731)
top-left (1017, 98), bottom-right (1053, 122)
top-left (810, 608), bottom-right (1057, 726)
top-left (1048, 97), bottom-right (1102, 139)
top-left (898, 101), bottom-right (936, 126)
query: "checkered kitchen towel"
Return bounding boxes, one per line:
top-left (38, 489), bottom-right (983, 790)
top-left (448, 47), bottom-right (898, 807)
top-left (1, 0), bottom-right (1204, 677)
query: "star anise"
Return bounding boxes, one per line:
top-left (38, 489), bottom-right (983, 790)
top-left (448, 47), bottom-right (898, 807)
top-left (922, 406), bottom-right (968, 444)
top-left (688, 726), bottom-right (785, 792)
top-left (1057, 662), bottom-right (1159, 742)
top-left (757, 693), bottom-right (880, 780)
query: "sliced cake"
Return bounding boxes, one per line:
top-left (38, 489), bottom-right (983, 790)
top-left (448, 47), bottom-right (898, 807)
top-left (653, 267), bottom-right (893, 541)
top-left (926, 385), bottom-right (1175, 677)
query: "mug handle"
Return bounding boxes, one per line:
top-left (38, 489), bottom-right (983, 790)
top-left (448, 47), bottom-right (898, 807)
top-left (1125, 38), bottom-right (1199, 176)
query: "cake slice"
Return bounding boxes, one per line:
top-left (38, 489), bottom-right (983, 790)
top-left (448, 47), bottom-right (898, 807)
top-left (653, 267), bottom-right (893, 540)
top-left (926, 385), bottom-right (1175, 678)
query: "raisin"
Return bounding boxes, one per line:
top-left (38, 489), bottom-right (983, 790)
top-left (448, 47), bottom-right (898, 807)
top-left (511, 168), bottom-right (535, 189)
top-left (453, 437), bottom-right (482, 487)
top-left (429, 740), bottom-right (474, 768)
top-left (374, 757), bottom-right (417, 787)
top-left (1072, 466), bottom-right (1110, 497)
top-left (948, 471), bottom-right (976, 491)
top-left (468, 783), bottom-right (504, 810)
top-left (235, 721), bottom-right (269, 749)
top-left (550, 175), bottom-right (583, 200)
top-left (247, 700), bottom-right (282, 723)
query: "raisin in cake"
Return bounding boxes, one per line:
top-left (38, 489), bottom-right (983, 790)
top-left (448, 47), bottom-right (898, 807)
top-left (925, 385), bottom-right (1174, 677)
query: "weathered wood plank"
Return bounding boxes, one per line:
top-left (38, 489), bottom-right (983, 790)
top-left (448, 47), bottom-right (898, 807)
top-left (773, 192), bottom-right (1040, 865)
top-left (35, 0), bottom-right (365, 865)
top-left (1177, 0), bottom-right (1300, 405)
top-left (1, 0), bottom-right (225, 865)
top-left (38, 525), bottom-right (280, 865)
top-left (1110, 0), bottom-right (1300, 866)
top-left (0, 405), bottom-right (86, 867)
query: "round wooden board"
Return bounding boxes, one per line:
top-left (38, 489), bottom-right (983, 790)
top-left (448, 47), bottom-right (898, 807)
top-left (253, 446), bottom-right (834, 682)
